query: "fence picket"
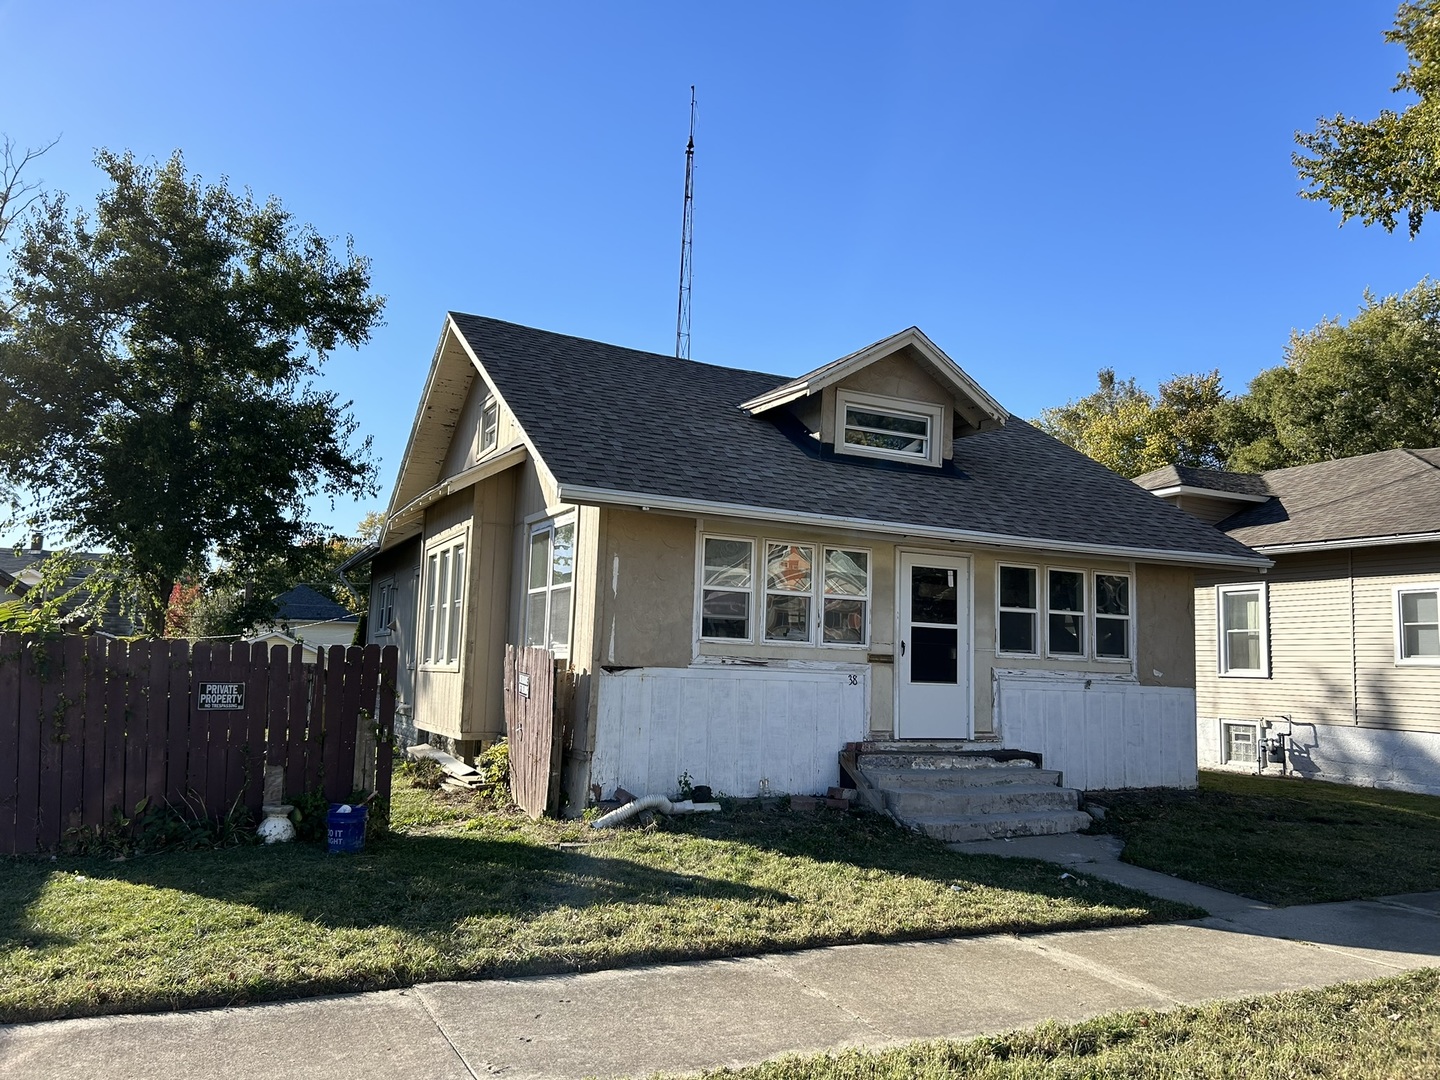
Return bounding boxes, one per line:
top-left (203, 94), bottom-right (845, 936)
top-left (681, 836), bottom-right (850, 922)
top-left (186, 642), bottom-right (212, 808)
top-left (0, 633), bottom-right (22, 851)
top-left (123, 641), bottom-right (151, 823)
top-left (81, 637), bottom-right (106, 827)
top-left (164, 642), bottom-right (190, 804)
top-left (285, 644), bottom-right (310, 799)
top-left (144, 640), bottom-right (171, 805)
top-left (321, 646), bottom-right (347, 803)
top-left (102, 639), bottom-right (128, 824)
top-left (242, 641), bottom-right (269, 813)
top-left (266, 645), bottom-right (290, 800)
top-left (58, 636), bottom-right (87, 836)
top-left (376, 644), bottom-right (397, 800)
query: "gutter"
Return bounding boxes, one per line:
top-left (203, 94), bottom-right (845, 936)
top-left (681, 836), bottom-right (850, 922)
top-left (555, 483), bottom-right (1273, 570)
top-left (1146, 484), bottom-right (1270, 504)
top-left (1249, 531), bottom-right (1440, 555)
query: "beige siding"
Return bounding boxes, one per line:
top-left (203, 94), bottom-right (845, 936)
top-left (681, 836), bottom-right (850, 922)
top-left (439, 374), bottom-right (521, 481)
top-left (463, 469), bottom-right (519, 740)
top-left (412, 489), bottom-right (476, 739)
top-left (1197, 544), bottom-right (1440, 733)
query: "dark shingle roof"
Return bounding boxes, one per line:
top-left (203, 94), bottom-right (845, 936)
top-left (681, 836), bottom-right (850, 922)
top-left (274, 584), bottom-right (355, 623)
top-left (0, 546), bottom-right (136, 635)
top-left (448, 314), bottom-right (1263, 566)
top-left (1214, 448), bottom-right (1440, 547)
top-left (1132, 464), bottom-right (1272, 497)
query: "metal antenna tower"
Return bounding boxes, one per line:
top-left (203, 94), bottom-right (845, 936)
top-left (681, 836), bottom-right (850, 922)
top-left (675, 87), bottom-right (696, 360)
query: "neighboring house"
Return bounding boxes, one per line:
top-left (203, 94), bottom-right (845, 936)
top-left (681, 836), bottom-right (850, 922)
top-left (243, 629), bottom-right (321, 665)
top-left (364, 313), bottom-right (1266, 810)
top-left (266, 584), bottom-right (359, 648)
top-left (0, 539), bottom-right (136, 636)
top-left (1135, 449), bottom-right (1440, 795)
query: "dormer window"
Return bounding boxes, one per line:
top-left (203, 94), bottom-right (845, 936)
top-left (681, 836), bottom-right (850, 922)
top-left (835, 390), bottom-right (944, 467)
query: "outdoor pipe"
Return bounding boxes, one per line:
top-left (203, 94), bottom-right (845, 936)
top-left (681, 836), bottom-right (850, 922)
top-left (589, 795), bottom-right (722, 829)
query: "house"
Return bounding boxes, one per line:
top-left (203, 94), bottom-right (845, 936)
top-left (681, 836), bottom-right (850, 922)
top-left (266, 584), bottom-right (359, 649)
top-left (1134, 449), bottom-right (1440, 795)
top-left (363, 314), bottom-right (1267, 814)
top-left (0, 539), bottom-right (137, 636)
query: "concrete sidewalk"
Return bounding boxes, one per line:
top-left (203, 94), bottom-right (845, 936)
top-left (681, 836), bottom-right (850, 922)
top-left (3, 879), bottom-right (1438, 1080)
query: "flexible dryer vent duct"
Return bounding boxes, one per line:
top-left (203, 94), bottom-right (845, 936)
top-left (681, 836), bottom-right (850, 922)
top-left (589, 795), bottom-right (721, 829)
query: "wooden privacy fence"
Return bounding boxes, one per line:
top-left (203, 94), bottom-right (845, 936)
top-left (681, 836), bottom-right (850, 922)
top-left (0, 634), bottom-right (397, 854)
top-left (504, 644), bottom-right (570, 818)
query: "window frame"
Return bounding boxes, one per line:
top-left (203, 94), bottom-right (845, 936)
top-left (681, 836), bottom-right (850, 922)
top-left (1216, 582), bottom-right (1270, 678)
top-left (1092, 571), bottom-right (1133, 661)
top-left (996, 563), bottom-right (1040, 657)
top-left (1218, 719), bottom-right (1262, 767)
top-left (697, 534), bottom-right (757, 645)
top-left (1045, 566), bottom-right (1088, 659)
top-left (420, 529), bottom-right (468, 671)
top-left (834, 389), bottom-right (945, 468)
top-left (371, 577), bottom-right (396, 640)
top-left (524, 514), bottom-right (577, 658)
top-left (820, 545), bottom-right (872, 648)
top-left (477, 396), bottom-right (499, 458)
top-left (1394, 584), bottom-right (1440, 666)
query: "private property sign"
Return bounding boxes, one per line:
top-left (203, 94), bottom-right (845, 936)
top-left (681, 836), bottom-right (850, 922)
top-left (197, 682), bottom-right (245, 710)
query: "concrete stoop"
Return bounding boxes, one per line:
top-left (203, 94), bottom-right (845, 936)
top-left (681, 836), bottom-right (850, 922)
top-left (856, 742), bottom-right (1091, 842)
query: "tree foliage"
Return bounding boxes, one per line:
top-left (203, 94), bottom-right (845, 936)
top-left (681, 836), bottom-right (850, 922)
top-left (1294, 1), bottom-right (1440, 237)
top-left (1041, 279), bottom-right (1440, 477)
top-left (1034, 368), bottom-right (1231, 478)
top-left (0, 150), bottom-right (384, 635)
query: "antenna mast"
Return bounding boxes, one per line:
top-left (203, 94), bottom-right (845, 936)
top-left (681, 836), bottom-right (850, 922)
top-left (675, 87), bottom-right (696, 360)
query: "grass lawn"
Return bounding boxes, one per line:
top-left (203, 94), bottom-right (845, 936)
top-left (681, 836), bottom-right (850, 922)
top-left (0, 781), bottom-right (1198, 1023)
top-left (1092, 770), bottom-right (1440, 906)
top-left (678, 969), bottom-right (1440, 1079)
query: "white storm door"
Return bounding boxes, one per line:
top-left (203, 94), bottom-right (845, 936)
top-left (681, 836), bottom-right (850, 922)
top-left (896, 553), bottom-right (972, 739)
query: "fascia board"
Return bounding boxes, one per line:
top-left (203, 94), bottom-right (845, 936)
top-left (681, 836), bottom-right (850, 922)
top-left (558, 482), bottom-right (1274, 570)
top-left (1249, 531), bottom-right (1440, 554)
top-left (1150, 484), bottom-right (1270, 504)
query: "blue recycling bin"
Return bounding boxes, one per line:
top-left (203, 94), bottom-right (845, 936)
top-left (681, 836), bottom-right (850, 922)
top-left (326, 804), bottom-right (368, 854)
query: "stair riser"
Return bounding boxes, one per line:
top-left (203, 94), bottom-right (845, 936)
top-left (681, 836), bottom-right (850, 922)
top-left (863, 768), bottom-right (1064, 790)
top-left (858, 753), bottom-right (1037, 771)
top-left (917, 812), bottom-right (1093, 844)
top-left (886, 789), bottom-right (1079, 818)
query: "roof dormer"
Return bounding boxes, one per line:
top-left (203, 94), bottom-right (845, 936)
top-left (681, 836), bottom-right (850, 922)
top-left (739, 327), bottom-right (1007, 466)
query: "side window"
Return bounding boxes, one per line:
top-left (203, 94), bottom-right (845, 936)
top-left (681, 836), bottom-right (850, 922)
top-left (997, 565), bottom-right (1038, 655)
top-left (1218, 583), bottom-right (1268, 677)
top-left (372, 578), bottom-right (395, 639)
top-left (699, 537), bottom-right (754, 641)
top-left (1094, 573), bottom-right (1132, 659)
top-left (1396, 586), bottom-right (1440, 663)
top-left (421, 537), bottom-right (466, 667)
top-left (478, 397), bottom-right (499, 457)
top-left (1047, 569), bottom-right (1085, 657)
top-left (525, 518), bottom-right (575, 655)
top-left (822, 548), bottom-right (870, 645)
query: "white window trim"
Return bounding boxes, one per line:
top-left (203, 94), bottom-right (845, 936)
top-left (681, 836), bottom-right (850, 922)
top-left (371, 577), bottom-right (395, 640)
top-left (420, 528), bottom-right (468, 672)
top-left (1045, 566), bottom-right (1088, 660)
top-left (996, 563), bottom-right (1040, 657)
top-left (696, 533), bottom-right (757, 645)
top-left (1092, 570), bottom-right (1134, 662)
top-left (1218, 718), bottom-right (1263, 767)
top-left (1394, 583), bottom-right (1440, 666)
top-left (476, 396), bottom-right (499, 459)
top-left (834, 389), bottom-right (945, 468)
top-left (820, 545), bottom-right (872, 649)
top-left (525, 513), bottom-right (577, 659)
top-left (1217, 582), bottom-right (1270, 678)
top-left (763, 540), bottom-right (817, 645)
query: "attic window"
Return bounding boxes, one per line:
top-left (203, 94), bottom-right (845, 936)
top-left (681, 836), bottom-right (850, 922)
top-left (835, 390), bottom-right (943, 467)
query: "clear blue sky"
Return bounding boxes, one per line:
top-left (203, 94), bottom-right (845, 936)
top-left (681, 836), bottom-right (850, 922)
top-left (3, 1), bottom-right (1432, 535)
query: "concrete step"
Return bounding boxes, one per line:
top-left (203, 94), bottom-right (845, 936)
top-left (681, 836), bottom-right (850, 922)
top-left (913, 809), bottom-right (1094, 844)
top-left (884, 784), bottom-right (1080, 819)
top-left (862, 765), bottom-right (1066, 790)
top-left (857, 752), bottom-right (1038, 771)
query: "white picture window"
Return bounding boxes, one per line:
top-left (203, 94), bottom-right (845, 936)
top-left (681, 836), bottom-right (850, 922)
top-left (1220, 720), bottom-right (1260, 765)
top-left (765, 542), bottom-right (814, 642)
top-left (1094, 573), bottom-right (1131, 660)
top-left (822, 548), bottom-right (870, 646)
top-left (422, 536), bottom-right (466, 667)
top-left (1218, 583), bottom-right (1268, 677)
top-left (372, 578), bottom-right (395, 639)
top-left (477, 397), bottom-right (499, 457)
top-left (1395, 586), bottom-right (1440, 663)
top-left (834, 390), bottom-right (944, 467)
top-left (1047, 569), bottom-right (1086, 657)
top-left (700, 536), bottom-right (754, 641)
top-left (525, 518), bottom-right (575, 656)
top-left (997, 565), bottom-right (1038, 655)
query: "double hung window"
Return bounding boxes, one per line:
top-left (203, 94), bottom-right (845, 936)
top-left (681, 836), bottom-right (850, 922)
top-left (422, 536), bottom-right (466, 667)
top-left (997, 565), bottom-right (1038, 654)
top-left (765, 543), bottom-right (814, 642)
top-left (525, 518), bottom-right (575, 655)
top-left (700, 537), bottom-right (754, 640)
top-left (1218, 583), bottom-right (1268, 677)
top-left (1093, 573), bottom-right (1131, 659)
top-left (822, 548), bottom-right (870, 644)
top-left (1047, 569), bottom-right (1086, 657)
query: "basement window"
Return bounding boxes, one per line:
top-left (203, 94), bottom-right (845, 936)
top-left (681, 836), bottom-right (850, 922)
top-left (1220, 720), bottom-right (1260, 765)
top-left (835, 390), bottom-right (944, 468)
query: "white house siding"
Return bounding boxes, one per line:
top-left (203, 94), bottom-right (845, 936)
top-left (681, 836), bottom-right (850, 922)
top-left (994, 672), bottom-right (1197, 790)
top-left (1195, 543), bottom-right (1440, 795)
top-left (590, 666), bottom-right (869, 799)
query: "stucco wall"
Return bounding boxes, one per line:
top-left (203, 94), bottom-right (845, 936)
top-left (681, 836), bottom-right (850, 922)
top-left (823, 347), bottom-right (957, 459)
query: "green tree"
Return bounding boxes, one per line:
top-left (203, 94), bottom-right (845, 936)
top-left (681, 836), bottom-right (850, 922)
top-left (1294, 1), bottom-right (1440, 237)
top-left (0, 150), bottom-right (384, 635)
top-left (1227, 280), bottom-right (1440, 469)
top-left (1035, 368), bottom-right (1232, 478)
